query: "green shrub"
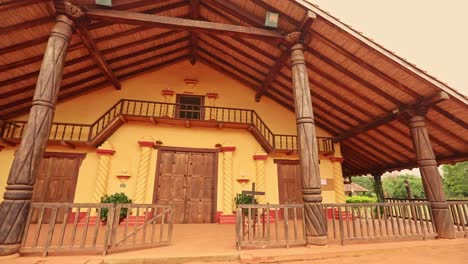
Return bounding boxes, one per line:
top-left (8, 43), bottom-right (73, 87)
top-left (346, 196), bottom-right (377, 203)
top-left (234, 193), bottom-right (257, 215)
top-left (100, 192), bottom-right (132, 222)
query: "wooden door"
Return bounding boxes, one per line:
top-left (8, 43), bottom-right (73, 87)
top-left (276, 161), bottom-right (303, 204)
top-left (32, 152), bottom-right (84, 223)
top-left (154, 148), bottom-right (217, 224)
top-left (156, 151), bottom-right (189, 223)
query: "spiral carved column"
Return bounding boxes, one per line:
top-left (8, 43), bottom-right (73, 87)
top-left (0, 11), bottom-right (77, 256)
top-left (330, 156), bottom-right (345, 203)
top-left (221, 145), bottom-right (236, 214)
top-left (289, 32), bottom-right (327, 245)
top-left (94, 142), bottom-right (115, 202)
top-left (134, 138), bottom-right (155, 204)
top-left (406, 109), bottom-right (455, 239)
top-left (253, 150), bottom-right (268, 204)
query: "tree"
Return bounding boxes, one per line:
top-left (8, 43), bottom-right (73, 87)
top-left (442, 161), bottom-right (468, 199)
top-left (383, 174), bottom-right (425, 199)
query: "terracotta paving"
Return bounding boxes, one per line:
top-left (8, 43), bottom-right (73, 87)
top-left (1, 223), bottom-right (467, 264)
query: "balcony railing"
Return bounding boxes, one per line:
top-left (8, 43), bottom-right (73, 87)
top-left (1, 99), bottom-right (334, 153)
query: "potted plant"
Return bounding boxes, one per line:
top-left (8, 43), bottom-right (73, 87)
top-left (100, 192), bottom-right (133, 223)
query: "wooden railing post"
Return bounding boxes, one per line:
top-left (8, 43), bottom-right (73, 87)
top-left (0, 6), bottom-right (80, 256)
top-left (288, 32), bottom-right (327, 246)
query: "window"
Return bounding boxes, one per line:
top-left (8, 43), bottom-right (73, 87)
top-left (176, 95), bottom-right (204, 120)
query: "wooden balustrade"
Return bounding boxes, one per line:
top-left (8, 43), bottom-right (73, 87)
top-left (323, 202), bottom-right (436, 244)
top-left (0, 99), bottom-right (334, 153)
top-left (20, 203), bottom-right (173, 256)
top-left (448, 201), bottom-right (468, 238)
top-left (236, 204), bottom-right (306, 249)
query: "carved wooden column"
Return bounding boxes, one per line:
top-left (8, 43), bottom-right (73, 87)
top-left (371, 172), bottom-right (385, 203)
top-left (94, 141), bottom-right (115, 202)
top-left (0, 11), bottom-right (78, 256)
top-left (330, 156), bottom-right (345, 203)
top-left (134, 137), bottom-right (155, 204)
top-left (406, 109), bottom-right (455, 239)
top-left (288, 32), bottom-right (327, 245)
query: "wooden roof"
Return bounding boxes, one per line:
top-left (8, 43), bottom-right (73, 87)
top-left (344, 182), bottom-right (369, 193)
top-left (0, 0), bottom-right (467, 176)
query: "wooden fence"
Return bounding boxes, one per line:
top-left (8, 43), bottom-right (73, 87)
top-left (236, 204), bottom-right (306, 249)
top-left (448, 201), bottom-right (468, 238)
top-left (236, 202), bottom-right (439, 248)
top-left (20, 203), bottom-right (173, 256)
top-left (323, 202), bottom-right (437, 244)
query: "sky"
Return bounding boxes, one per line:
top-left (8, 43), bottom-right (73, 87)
top-left (311, 0), bottom-right (468, 97)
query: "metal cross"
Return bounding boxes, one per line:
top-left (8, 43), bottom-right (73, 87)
top-left (242, 182), bottom-right (265, 204)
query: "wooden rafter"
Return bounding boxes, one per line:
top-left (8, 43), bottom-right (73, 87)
top-left (334, 92), bottom-right (449, 143)
top-left (203, 0), bottom-right (265, 28)
top-left (0, 1), bottom-right (187, 64)
top-left (75, 22), bottom-right (121, 90)
top-left (189, 0), bottom-right (200, 64)
top-left (347, 153), bottom-right (468, 176)
top-left (0, 39), bottom-right (190, 114)
top-left (3, 50), bottom-right (189, 118)
top-left (255, 11), bottom-right (315, 101)
top-left (0, 0), bottom-right (50, 12)
top-left (0, 30), bottom-right (181, 99)
top-left (84, 9), bottom-right (284, 40)
top-left (250, 0), bottom-right (298, 26)
top-left (309, 30), bottom-right (468, 130)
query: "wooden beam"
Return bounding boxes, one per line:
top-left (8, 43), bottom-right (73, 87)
top-left (255, 11), bottom-right (315, 101)
top-left (334, 92), bottom-right (449, 142)
top-left (204, 0), bottom-right (265, 28)
top-left (75, 21), bottom-right (121, 90)
top-left (189, 0), bottom-right (199, 65)
top-left (85, 9), bottom-right (284, 40)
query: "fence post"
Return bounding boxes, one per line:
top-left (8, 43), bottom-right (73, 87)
top-left (236, 208), bottom-right (242, 250)
top-left (104, 204), bottom-right (116, 255)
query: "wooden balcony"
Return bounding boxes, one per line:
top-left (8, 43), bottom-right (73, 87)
top-left (0, 99), bottom-right (334, 154)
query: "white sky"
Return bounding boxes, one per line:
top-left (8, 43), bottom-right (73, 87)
top-left (311, 0), bottom-right (468, 96)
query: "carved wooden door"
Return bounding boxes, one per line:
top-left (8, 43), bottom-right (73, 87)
top-left (156, 150), bottom-right (188, 224)
top-left (277, 162), bottom-right (303, 205)
top-left (185, 152), bottom-right (215, 223)
top-left (32, 153), bottom-right (83, 223)
top-left (155, 149), bottom-right (216, 223)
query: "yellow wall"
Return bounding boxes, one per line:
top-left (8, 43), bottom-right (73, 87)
top-left (1, 61), bottom-right (342, 207)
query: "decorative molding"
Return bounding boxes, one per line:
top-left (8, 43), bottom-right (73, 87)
top-left (206, 92), bottom-right (219, 99)
top-left (161, 89), bottom-right (174, 97)
top-left (285, 31), bottom-right (301, 44)
top-left (96, 149), bottom-right (115, 155)
top-left (138, 140), bottom-right (156, 148)
top-left (329, 156), bottom-right (344, 163)
top-left (253, 154), bottom-right (268, 160)
top-left (220, 146), bottom-right (236, 152)
top-left (65, 2), bottom-right (84, 19)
